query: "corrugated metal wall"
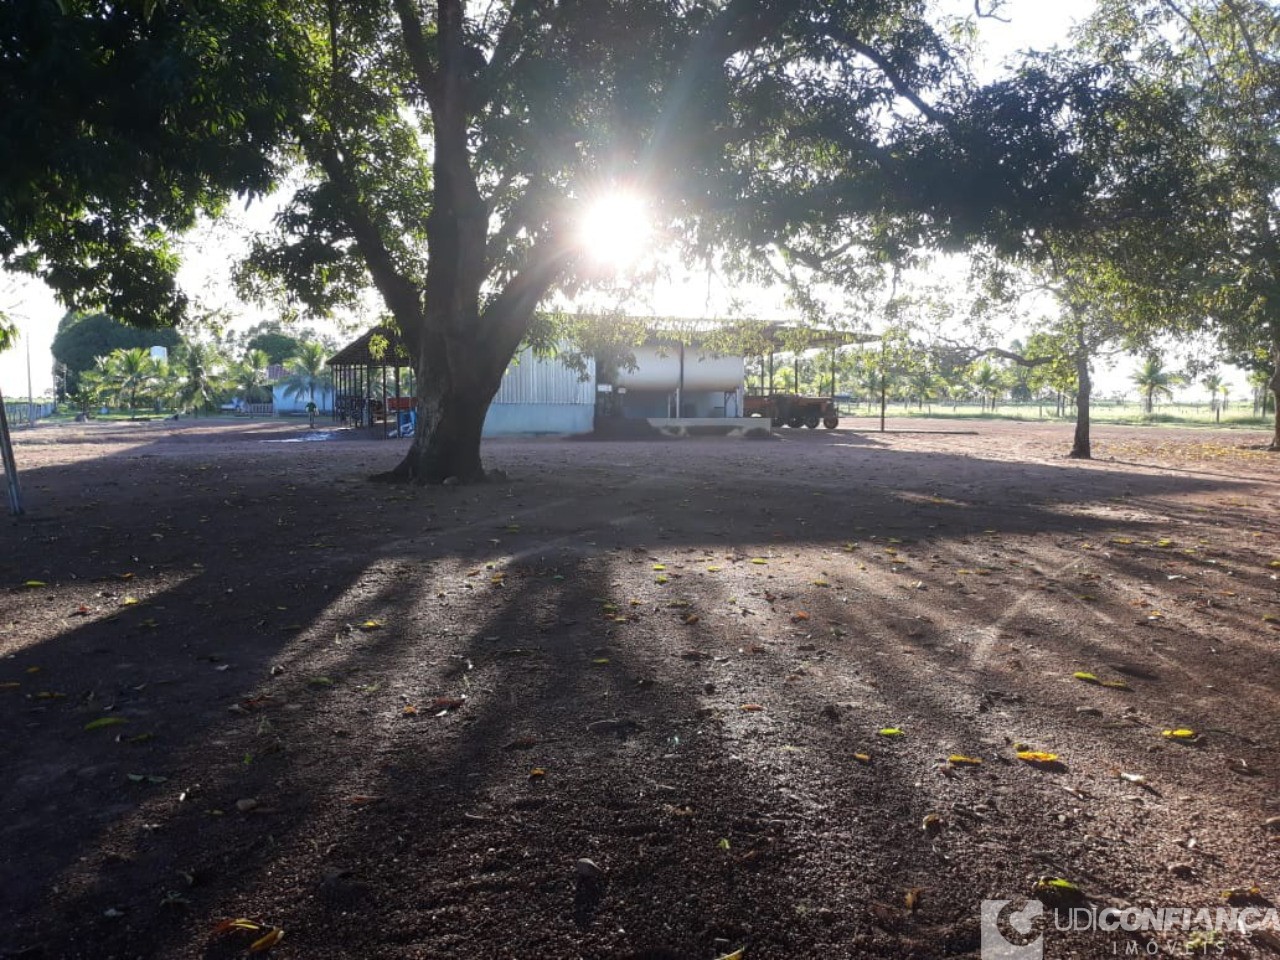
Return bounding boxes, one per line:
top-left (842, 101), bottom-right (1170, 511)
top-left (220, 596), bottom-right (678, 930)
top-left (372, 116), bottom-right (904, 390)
top-left (493, 348), bottom-right (595, 405)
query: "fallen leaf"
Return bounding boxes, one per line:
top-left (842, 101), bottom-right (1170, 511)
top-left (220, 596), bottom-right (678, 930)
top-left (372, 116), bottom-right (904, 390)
top-left (1073, 671), bottom-right (1101, 684)
top-left (905, 888), bottom-right (923, 912)
top-left (84, 716), bottom-right (128, 732)
top-left (1034, 876), bottom-right (1086, 906)
top-left (714, 949), bottom-right (744, 960)
top-left (750, 558), bottom-right (768, 565)
top-left (212, 918), bottom-right (264, 935)
top-left (947, 754), bottom-right (982, 766)
top-left (790, 611), bottom-right (810, 622)
top-left (120, 596), bottom-right (140, 606)
top-left (853, 752), bottom-right (872, 764)
top-left (430, 697), bottom-right (465, 711)
top-left (402, 704), bottom-right (419, 716)
top-left (1016, 751), bottom-right (1060, 765)
top-left (741, 703), bottom-right (765, 712)
top-left (358, 619), bottom-right (383, 631)
top-left (529, 768), bottom-right (546, 779)
top-left (23, 580), bottom-right (46, 588)
top-left (877, 727), bottom-right (905, 737)
top-left (652, 564), bottom-right (666, 571)
top-left (249, 927), bottom-right (285, 952)
top-left (1162, 728), bottom-right (1197, 740)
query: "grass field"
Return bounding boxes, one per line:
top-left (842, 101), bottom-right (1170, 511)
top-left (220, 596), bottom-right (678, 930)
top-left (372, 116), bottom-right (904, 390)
top-left (840, 399), bottom-right (1273, 429)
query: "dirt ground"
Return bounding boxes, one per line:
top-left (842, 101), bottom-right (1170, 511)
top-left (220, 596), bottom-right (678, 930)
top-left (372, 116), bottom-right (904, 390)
top-left (1, 416), bottom-right (1278, 960)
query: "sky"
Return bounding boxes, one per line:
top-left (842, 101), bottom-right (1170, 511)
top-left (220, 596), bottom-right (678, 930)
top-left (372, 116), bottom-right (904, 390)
top-left (8, 0), bottom-right (1245, 406)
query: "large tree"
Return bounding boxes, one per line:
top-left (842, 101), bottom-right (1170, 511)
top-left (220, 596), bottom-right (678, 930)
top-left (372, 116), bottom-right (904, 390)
top-left (7, 0), bottom-right (1100, 481)
top-left (236, 0), bottom-right (1029, 482)
top-left (1085, 0), bottom-right (1280, 448)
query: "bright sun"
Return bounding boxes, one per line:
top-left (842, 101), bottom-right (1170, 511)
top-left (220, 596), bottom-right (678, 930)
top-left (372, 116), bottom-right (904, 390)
top-left (578, 191), bottom-right (651, 269)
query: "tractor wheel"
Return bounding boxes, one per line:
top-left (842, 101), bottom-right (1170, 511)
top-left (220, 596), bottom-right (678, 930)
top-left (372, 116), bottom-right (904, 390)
top-left (787, 415), bottom-right (804, 428)
top-left (823, 416), bottom-right (839, 429)
top-left (803, 411), bottom-right (820, 429)
top-left (771, 417), bottom-right (783, 428)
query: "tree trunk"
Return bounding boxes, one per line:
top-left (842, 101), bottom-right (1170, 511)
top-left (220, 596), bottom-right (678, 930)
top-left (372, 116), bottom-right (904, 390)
top-left (1269, 337), bottom-right (1280, 451)
top-left (1069, 344), bottom-right (1091, 459)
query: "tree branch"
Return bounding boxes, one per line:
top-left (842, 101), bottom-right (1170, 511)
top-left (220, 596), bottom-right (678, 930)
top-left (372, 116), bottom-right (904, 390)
top-left (310, 139), bottom-right (425, 355)
top-left (840, 35), bottom-right (950, 129)
top-left (484, 230), bottom-right (574, 360)
top-left (392, 0), bottom-right (440, 104)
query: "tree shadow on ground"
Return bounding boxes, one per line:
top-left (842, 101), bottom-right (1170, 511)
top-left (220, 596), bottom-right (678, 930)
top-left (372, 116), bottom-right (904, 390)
top-left (1, 426), bottom-right (1277, 958)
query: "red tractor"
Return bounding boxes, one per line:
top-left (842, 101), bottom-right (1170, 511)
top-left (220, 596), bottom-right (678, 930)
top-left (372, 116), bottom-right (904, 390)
top-left (744, 393), bottom-right (840, 429)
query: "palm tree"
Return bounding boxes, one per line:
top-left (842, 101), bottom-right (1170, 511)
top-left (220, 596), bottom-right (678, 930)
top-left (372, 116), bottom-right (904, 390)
top-left (175, 341), bottom-right (226, 415)
top-left (906, 368), bottom-right (937, 412)
top-left (278, 342), bottom-right (332, 412)
top-left (1203, 373), bottom-right (1224, 422)
top-left (1131, 355), bottom-right (1178, 416)
top-left (234, 348), bottom-right (273, 405)
top-left (109, 347), bottom-right (155, 413)
top-left (969, 361), bottom-right (1005, 412)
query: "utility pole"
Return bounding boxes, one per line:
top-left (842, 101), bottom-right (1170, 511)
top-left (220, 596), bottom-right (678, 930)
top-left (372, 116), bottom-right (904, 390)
top-left (25, 331), bottom-right (34, 426)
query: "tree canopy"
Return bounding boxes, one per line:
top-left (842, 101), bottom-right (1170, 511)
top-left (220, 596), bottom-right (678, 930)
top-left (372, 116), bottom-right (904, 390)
top-left (51, 311), bottom-right (181, 394)
top-left (0, 0), bottom-right (305, 326)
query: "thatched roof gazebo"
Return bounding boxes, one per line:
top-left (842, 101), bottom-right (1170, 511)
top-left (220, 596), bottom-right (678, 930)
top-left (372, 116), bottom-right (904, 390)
top-left (327, 325), bottom-right (415, 434)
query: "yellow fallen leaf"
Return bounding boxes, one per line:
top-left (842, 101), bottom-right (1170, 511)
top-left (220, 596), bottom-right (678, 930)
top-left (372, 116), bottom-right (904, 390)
top-left (652, 563), bottom-right (666, 571)
top-left (249, 928), bottom-right (285, 952)
top-left (1162, 728), bottom-right (1197, 740)
top-left (359, 619), bottom-right (383, 631)
top-left (1017, 751), bottom-right (1060, 765)
top-left (706, 565), bottom-right (722, 572)
top-left (655, 574), bottom-right (669, 584)
top-left (529, 767), bottom-right (546, 778)
top-left (212, 918), bottom-right (264, 935)
top-left (23, 580), bottom-right (46, 588)
top-left (948, 754), bottom-right (982, 766)
top-left (120, 596), bottom-right (140, 606)
top-left (750, 558), bottom-right (768, 565)
top-left (714, 948), bottom-right (745, 960)
top-left (853, 753), bottom-right (872, 764)
top-left (1073, 671), bottom-right (1100, 684)
top-left (878, 727), bottom-right (905, 737)
top-left (811, 579), bottom-right (829, 587)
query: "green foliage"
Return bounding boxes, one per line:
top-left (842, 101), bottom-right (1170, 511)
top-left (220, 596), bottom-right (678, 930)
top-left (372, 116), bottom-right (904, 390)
top-left (51, 312), bottom-right (180, 394)
top-left (246, 331), bottom-right (303, 367)
top-left (0, 0), bottom-right (308, 326)
top-left (277, 341), bottom-right (333, 406)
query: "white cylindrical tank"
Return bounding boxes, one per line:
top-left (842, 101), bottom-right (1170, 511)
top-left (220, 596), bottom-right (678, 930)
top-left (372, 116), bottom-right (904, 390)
top-left (613, 345), bottom-right (743, 392)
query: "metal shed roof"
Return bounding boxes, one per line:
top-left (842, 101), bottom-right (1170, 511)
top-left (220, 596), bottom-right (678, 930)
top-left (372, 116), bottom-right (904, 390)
top-left (327, 326), bottom-right (412, 368)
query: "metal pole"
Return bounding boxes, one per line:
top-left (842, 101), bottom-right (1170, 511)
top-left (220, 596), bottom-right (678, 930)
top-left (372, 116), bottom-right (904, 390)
top-left (26, 334), bottom-right (34, 426)
top-left (0, 389), bottom-right (23, 515)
